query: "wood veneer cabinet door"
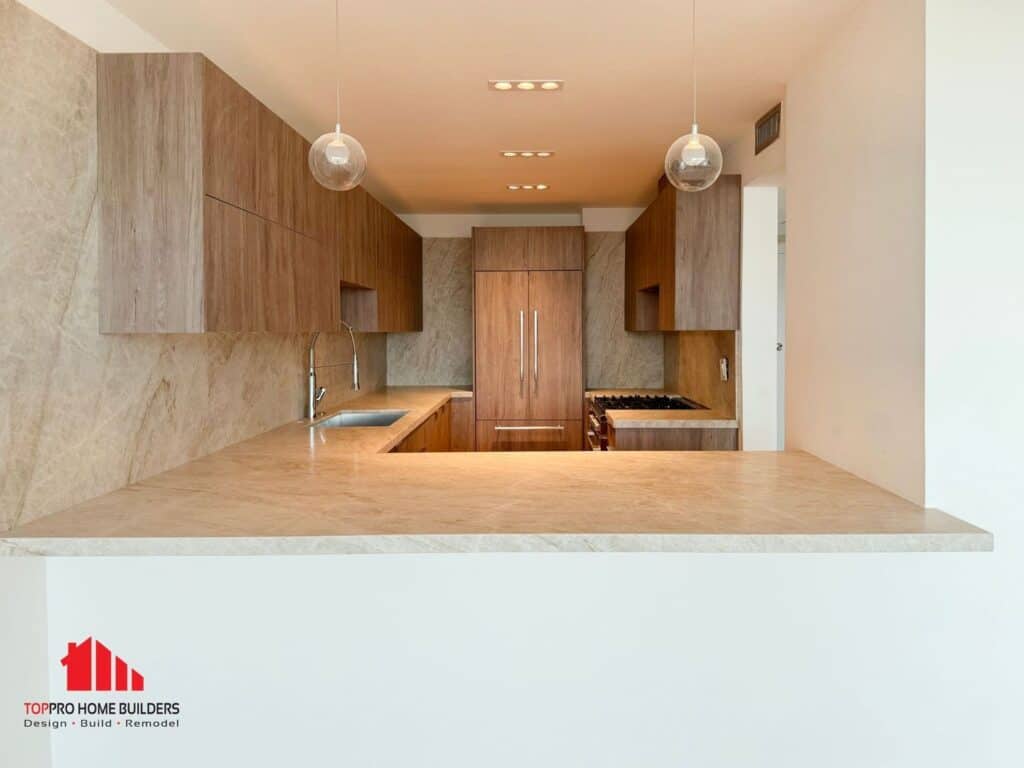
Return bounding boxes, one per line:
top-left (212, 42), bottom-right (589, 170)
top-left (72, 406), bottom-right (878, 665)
top-left (527, 227), bottom-right (584, 270)
top-left (340, 187), bottom-right (377, 289)
top-left (262, 219), bottom-right (299, 332)
top-left (449, 398), bottom-right (476, 451)
top-left (528, 270), bottom-right (583, 420)
top-left (402, 222), bottom-right (424, 330)
top-left (394, 424), bottom-right (427, 453)
top-left (424, 402), bottom-right (451, 451)
top-left (675, 174), bottom-right (741, 330)
top-left (609, 427), bottom-right (738, 451)
top-left (98, 53), bottom-right (205, 333)
top-left (203, 196), bottom-right (250, 331)
top-left (473, 228), bottom-right (529, 271)
top-left (294, 234), bottom-right (339, 331)
top-left (202, 59), bottom-right (258, 214)
top-left (474, 271), bottom-right (530, 420)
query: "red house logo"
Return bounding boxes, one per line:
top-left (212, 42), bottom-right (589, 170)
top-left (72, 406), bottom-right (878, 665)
top-left (61, 637), bottom-right (144, 692)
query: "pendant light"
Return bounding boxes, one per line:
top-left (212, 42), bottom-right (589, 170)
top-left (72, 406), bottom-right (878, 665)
top-left (309, 0), bottom-right (366, 191)
top-left (664, 0), bottom-right (722, 192)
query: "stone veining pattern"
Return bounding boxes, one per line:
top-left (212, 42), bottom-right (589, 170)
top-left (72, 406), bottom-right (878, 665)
top-left (0, 1), bottom-right (384, 530)
top-left (387, 237), bottom-right (472, 386)
top-left (584, 232), bottom-right (663, 388)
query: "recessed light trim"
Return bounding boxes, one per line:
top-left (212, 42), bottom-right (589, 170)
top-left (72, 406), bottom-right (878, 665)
top-left (488, 79), bottom-right (564, 92)
top-left (500, 151), bottom-right (556, 158)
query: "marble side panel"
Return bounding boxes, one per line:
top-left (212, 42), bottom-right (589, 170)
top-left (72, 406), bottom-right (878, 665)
top-left (584, 232), bottom-right (663, 388)
top-left (0, 3), bottom-right (384, 530)
top-left (387, 237), bottom-right (472, 386)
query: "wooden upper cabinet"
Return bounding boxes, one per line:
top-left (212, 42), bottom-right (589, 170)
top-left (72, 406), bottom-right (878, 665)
top-left (527, 227), bottom-right (584, 270)
top-left (339, 186), bottom-right (377, 289)
top-left (624, 175), bottom-right (741, 331)
top-left (202, 58), bottom-right (258, 214)
top-left (98, 52), bottom-right (416, 334)
top-left (339, 197), bottom-right (422, 333)
top-left (473, 227), bottom-right (584, 271)
top-left (473, 228), bottom-right (529, 270)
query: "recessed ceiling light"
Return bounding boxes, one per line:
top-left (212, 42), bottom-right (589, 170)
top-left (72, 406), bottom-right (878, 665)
top-left (536, 184), bottom-right (549, 190)
top-left (522, 184), bottom-right (535, 189)
top-left (489, 80), bottom-right (564, 92)
top-left (500, 151), bottom-right (555, 158)
top-left (507, 184), bottom-right (521, 190)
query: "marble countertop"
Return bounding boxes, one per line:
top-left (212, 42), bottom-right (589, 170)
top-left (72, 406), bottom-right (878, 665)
top-left (0, 387), bottom-right (991, 556)
top-left (586, 389), bottom-right (739, 429)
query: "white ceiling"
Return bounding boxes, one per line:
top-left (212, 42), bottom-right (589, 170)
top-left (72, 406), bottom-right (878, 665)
top-left (106, 0), bottom-right (856, 212)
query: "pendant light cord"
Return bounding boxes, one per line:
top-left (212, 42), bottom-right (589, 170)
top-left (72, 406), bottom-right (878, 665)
top-left (691, 0), bottom-right (697, 128)
top-left (334, 0), bottom-right (341, 132)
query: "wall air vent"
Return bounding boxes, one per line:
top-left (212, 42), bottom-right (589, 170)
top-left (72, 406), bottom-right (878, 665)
top-left (754, 103), bottom-right (782, 155)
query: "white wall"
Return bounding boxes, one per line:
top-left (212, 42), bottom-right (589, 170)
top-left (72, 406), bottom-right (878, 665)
top-left (740, 187), bottom-right (780, 449)
top-left (0, 558), bottom-right (51, 767)
top-left (32, 552), bottom-right (1009, 768)
top-left (16, 0), bottom-right (166, 51)
top-left (785, 0), bottom-right (925, 502)
top-left (924, 0), bottom-right (1024, 756)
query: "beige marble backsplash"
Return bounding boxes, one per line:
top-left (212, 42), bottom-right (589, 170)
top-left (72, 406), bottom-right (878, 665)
top-left (584, 232), bottom-right (663, 388)
top-left (0, 1), bottom-right (384, 530)
top-left (387, 238), bottom-right (473, 385)
top-left (386, 233), bottom-right (663, 390)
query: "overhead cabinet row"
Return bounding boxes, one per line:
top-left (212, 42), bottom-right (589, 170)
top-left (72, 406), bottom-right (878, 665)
top-left (98, 53), bottom-right (421, 334)
top-left (624, 174), bottom-right (741, 331)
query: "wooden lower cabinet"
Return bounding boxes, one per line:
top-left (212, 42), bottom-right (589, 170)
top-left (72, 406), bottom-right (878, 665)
top-left (609, 427), bottom-right (738, 451)
top-left (392, 401), bottom-right (453, 453)
top-left (393, 424), bottom-right (426, 453)
top-left (450, 398), bottom-right (475, 451)
top-left (476, 420), bottom-right (583, 451)
top-left (424, 401), bottom-right (451, 452)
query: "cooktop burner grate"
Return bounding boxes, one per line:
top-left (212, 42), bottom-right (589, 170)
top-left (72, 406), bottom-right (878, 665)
top-left (593, 395), bottom-right (702, 411)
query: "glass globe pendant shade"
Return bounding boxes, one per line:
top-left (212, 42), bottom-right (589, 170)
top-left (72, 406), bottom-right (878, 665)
top-left (664, 123), bottom-right (723, 192)
top-left (309, 125), bottom-right (367, 191)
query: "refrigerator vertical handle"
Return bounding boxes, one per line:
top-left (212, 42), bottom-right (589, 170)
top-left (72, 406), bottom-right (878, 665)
top-left (533, 309), bottom-right (539, 389)
top-left (519, 310), bottom-right (525, 394)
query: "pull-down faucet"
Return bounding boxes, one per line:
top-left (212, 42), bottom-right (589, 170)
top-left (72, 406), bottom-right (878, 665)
top-left (307, 322), bottom-right (360, 422)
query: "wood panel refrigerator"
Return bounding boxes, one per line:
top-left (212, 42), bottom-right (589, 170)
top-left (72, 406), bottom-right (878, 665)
top-left (473, 227), bottom-right (584, 450)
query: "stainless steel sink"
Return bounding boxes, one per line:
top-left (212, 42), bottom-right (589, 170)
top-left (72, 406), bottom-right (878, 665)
top-left (314, 409), bottom-right (408, 428)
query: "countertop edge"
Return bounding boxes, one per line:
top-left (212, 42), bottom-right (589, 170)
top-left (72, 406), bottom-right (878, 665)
top-left (0, 530), bottom-right (994, 557)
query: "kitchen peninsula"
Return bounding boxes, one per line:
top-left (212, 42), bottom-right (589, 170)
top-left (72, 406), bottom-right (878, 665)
top-left (1, 387), bottom-right (990, 557)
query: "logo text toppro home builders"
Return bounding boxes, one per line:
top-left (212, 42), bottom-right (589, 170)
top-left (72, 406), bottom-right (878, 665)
top-left (18, 636), bottom-right (183, 731)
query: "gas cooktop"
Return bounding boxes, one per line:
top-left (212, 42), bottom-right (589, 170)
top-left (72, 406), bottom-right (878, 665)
top-left (592, 395), bottom-right (704, 412)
